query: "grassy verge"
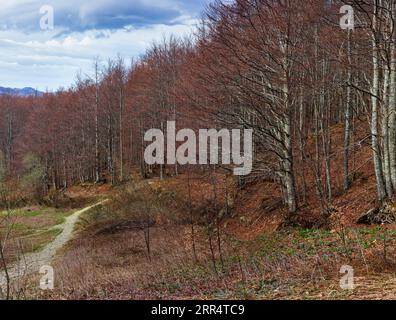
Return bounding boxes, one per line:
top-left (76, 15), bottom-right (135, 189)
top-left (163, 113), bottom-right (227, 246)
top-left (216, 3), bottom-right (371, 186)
top-left (0, 206), bottom-right (75, 264)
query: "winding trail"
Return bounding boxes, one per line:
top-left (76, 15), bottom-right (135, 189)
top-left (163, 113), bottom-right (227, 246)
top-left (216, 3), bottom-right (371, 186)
top-left (0, 200), bottom-right (108, 288)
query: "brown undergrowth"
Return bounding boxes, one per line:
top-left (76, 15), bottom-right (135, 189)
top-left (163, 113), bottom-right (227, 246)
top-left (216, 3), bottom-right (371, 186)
top-left (28, 168), bottom-right (396, 300)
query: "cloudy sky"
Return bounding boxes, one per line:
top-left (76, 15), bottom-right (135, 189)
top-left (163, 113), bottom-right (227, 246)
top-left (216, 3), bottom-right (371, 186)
top-left (0, 0), bottom-right (211, 91)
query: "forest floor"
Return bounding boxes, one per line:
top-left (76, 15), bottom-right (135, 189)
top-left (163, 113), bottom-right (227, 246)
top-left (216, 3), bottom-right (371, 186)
top-left (9, 170), bottom-right (396, 300)
top-left (3, 119), bottom-right (396, 300)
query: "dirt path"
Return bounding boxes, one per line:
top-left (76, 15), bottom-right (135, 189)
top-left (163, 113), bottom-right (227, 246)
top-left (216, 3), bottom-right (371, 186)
top-left (0, 200), bottom-right (108, 288)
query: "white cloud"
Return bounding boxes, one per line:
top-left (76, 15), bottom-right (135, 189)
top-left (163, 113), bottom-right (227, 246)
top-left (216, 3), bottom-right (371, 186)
top-left (0, 0), bottom-right (208, 90)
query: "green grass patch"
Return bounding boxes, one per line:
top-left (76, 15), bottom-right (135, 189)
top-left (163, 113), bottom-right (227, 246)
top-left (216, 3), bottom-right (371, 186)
top-left (0, 206), bottom-right (75, 260)
top-left (28, 228), bottom-right (63, 252)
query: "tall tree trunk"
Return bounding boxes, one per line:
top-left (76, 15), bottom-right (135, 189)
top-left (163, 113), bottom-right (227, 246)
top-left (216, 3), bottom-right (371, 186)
top-left (298, 88), bottom-right (307, 205)
top-left (344, 30), bottom-right (352, 192)
top-left (382, 63), bottom-right (392, 197)
top-left (283, 81), bottom-right (297, 214)
top-left (371, 9), bottom-right (386, 203)
top-left (388, 6), bottom-right (396, 193)
top-left (94, 62), bottom-right (100, 183)
top-left (119, 90), bottom-right (124, 182)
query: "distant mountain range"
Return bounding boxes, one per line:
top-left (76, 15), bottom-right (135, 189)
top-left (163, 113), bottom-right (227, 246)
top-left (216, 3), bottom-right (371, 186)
top-left (0, 87), bottom-right (44, 97)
